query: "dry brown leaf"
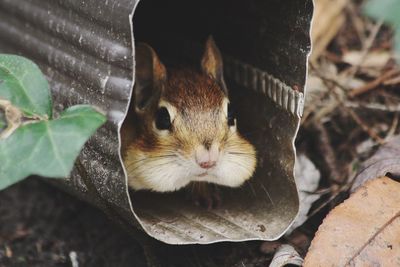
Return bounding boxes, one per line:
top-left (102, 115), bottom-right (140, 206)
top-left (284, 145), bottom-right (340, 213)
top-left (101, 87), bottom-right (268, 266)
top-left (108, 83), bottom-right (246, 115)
top-left (304, 177), bottom-right (400, 267)
top-left (304, 59), bottom-right (338, 120)
top-left (342, 50), bottom-right (391, 69)
top-left (352, 135), bottom-right (400, 192)
top-left (310, 0), bottom-right (347, 62)
top-left (286, 154), bottom-right (321, 234)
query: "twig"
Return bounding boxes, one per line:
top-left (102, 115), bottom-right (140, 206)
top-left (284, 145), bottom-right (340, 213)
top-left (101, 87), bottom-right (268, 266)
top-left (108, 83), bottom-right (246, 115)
top-left (307, 184), bottom-right (348, 218)
top-left (344, 101), bottom-right (400, 112)
top-left (308, 64), bottom-right (350, 91)
top-left (343, 20), bottom-right (384, 83)
top-left (346, 108), bottom-right (384, 144)
top-left (307, 20), bottom-right (385, 126)
top-left (345, 3), bottom-right (367, 45)
top-left (310, 64), bottom-right (385, 144)
top-left (308, 158), bottom-right (369, 218)
top-left (383, 74), bottom-right (400, 86)
top-left (348, 69), bottom-right (400, 97)
top-left (302, 87), bottom-right (333, 125)
top-left (313, 123), bottom-right (344, 184)
top-left (384, 112), bottom-right (399, 141)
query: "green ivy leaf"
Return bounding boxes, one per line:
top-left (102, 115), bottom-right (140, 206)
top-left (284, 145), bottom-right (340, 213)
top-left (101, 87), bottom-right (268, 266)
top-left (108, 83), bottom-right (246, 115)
top-left (0, 111), bottom-right (5, 131)
top-left (0, 54), bottom-right (52, 118)
top-left (0, 105), bottom-right (106, 190)
top-left (363, 0), bottom-right (400, 58)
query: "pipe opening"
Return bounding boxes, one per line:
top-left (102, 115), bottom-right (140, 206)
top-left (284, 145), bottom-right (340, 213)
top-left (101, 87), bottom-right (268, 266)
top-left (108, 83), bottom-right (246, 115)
top-left (121, 0), bottom-right (312, 244)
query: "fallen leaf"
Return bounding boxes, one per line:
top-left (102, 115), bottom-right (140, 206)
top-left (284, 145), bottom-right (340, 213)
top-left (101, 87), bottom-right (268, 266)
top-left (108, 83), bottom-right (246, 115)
top-left (304, 74), bottom-right (330, 108)
top-left (304, 177), bottom-right (400, 266)
top-left (269, 244), bottom-right (303, 267)
top-left (351, 135), bottom-right (400, 192)
top-left (342, 50), bottom-right (391, 69)
top-left (310, 0), bottom-right (347, 62)
top-left (305, 59), bottom-right (337, 102)
top-left (304, 59), bottom-right (339, 119)
top-left (286, 154), bottom-right (321, 234)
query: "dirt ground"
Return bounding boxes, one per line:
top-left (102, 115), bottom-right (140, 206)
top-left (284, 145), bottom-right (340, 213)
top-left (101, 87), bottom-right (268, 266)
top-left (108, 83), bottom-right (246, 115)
top-left (0, 178), bottom-right (148, 267)
top-left (0, 178), bottom-right (270, 267)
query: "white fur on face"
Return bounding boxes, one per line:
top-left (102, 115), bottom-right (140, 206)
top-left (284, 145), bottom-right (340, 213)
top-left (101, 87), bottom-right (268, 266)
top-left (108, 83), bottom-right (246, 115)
top-left (126, 151), bottom-right (192, 192)
top-left (126, 137), bottom-right (256, 192)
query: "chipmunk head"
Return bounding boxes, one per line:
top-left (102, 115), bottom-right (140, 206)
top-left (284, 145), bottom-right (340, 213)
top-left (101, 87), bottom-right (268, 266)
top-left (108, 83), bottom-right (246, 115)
top-left (125, 37), bottom-right (256, 192)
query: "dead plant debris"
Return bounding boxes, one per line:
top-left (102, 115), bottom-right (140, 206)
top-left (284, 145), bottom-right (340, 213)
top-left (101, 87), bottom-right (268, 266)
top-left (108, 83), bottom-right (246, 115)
top-left (304, 177), bottom-right (400, 266)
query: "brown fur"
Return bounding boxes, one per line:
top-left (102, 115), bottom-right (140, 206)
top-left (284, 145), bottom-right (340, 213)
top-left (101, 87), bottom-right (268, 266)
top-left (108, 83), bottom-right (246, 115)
top-left (126, 68), bottom-right (227, 157)
top-left (121, 37), bottom-right (257, 193)
top-left (165, 70), bottom-right (224, 113)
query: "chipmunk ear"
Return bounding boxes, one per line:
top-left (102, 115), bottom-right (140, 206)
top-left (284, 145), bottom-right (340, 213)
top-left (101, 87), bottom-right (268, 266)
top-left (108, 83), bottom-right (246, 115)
top-left (134, 43), bottom-right (167, 111)
top-left (201, 36), bottom-right (228, 94)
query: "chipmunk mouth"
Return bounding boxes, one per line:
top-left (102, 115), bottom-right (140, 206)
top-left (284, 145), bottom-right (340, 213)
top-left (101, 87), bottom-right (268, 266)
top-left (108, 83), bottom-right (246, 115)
top-left (197, 172), bottom-right (208, 177)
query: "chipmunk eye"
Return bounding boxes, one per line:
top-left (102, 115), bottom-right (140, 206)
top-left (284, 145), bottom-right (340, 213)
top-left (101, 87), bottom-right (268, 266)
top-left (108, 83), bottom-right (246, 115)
top-left (227, 103), bottom-right (235, 126)
top-left (155, 107), bottom-right (171, 130)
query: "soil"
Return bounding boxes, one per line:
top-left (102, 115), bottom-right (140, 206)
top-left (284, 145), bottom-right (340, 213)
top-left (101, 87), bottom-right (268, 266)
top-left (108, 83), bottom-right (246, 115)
top-left (0, 178), bottom-right (147, 267)
top-left (0, 178), bottom-right (268, 267)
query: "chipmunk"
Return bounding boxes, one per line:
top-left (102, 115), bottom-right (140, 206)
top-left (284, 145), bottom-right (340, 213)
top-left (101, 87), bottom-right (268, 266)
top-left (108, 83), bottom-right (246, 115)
top-left (121, 37), bottom-right (256, 202)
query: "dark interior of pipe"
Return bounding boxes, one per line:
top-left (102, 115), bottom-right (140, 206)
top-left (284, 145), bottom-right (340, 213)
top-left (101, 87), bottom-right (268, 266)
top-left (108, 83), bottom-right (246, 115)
top-left (121, 0), bottom-right (312, 242)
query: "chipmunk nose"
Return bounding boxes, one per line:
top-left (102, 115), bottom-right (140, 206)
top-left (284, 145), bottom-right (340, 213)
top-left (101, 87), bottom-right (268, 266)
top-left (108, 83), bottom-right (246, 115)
top-left (199, 161), bottom-right (216, 169)
top-left (195, 143), bottom-right (219, 169)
